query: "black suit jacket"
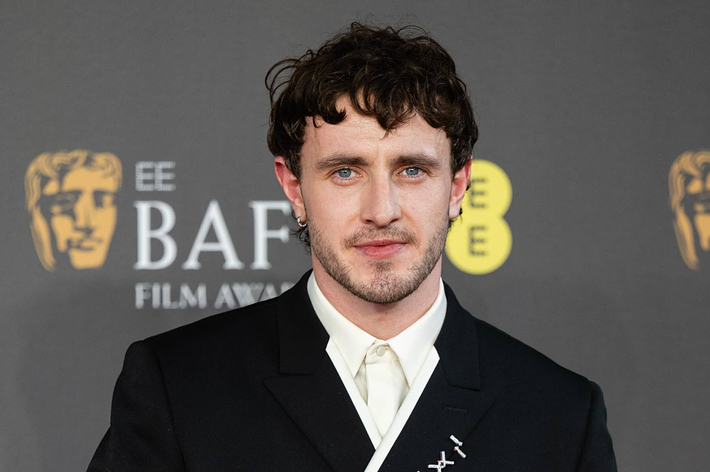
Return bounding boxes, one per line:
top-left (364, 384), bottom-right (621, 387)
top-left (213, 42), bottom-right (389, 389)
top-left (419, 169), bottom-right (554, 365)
top-left (89, 272), bottom-right (617, 471)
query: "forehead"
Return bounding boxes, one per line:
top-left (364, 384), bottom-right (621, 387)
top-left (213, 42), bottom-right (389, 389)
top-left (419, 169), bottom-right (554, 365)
top-left (42, 167), bottom-right (118, 195)
top-left (302, 97), bottom-right (450, 163)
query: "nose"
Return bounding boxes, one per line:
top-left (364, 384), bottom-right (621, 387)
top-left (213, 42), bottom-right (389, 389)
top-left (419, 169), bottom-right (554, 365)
top-left (361, 174), bottom-right (401, 227)
top-left (73, 193), bottom-right (96, 235)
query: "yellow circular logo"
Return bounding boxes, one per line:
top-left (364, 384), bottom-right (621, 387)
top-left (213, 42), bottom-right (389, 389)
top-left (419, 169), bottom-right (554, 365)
top-left (445, 159), bottom-right (512, 275)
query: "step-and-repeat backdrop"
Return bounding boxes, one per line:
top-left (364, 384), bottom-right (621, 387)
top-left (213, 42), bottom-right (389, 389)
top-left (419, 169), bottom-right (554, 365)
top-left (2, 1), bottom-right (709, 470)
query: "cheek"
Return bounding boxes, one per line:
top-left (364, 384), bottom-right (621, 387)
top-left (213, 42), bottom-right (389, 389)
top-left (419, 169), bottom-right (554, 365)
top-left (308, 185), bottom-right (357, 223)
top-left (694, 214), bottom-right (710, 239)
top-left (402, 185), bottom-right (450, 217)
top-left (50, 216), bottom-right (75, 251)
top-left (399, 187), bottom-right (450, 243)
top-left (94, 208), bottom-right (117, 236)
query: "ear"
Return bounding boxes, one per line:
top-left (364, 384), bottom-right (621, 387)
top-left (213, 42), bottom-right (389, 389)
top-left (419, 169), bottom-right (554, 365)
top-left (274, 156), bottom-right (306, 220)
top-left (449, 158), bottom-right (472, 219)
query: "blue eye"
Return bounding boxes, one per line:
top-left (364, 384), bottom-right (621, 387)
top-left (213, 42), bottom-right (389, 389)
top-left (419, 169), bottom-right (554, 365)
top-left (337, 169), bottom-right (353, 178)
top-left (404, 167), bottom-right (420, 176)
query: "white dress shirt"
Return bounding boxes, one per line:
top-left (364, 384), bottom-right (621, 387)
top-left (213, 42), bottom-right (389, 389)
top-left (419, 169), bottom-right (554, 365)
top-left (307, 273), bottom-right (447, 470)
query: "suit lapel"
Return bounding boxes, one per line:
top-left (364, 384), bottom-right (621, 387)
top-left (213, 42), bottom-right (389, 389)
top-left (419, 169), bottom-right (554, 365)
top-left (379, 284), bottom-right (495, 471)
top-left (263, 272), bottom-right (375, 472)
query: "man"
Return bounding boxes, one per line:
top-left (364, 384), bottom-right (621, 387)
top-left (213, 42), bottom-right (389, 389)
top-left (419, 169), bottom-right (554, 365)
top-left (89, 24), bottom-right (616, 471)
top-left (25, 150), bottom-right (122, 271)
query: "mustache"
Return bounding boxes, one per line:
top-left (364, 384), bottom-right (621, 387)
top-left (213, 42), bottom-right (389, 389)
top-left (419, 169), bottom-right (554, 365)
top-left (343, 226), bottom-right (418, 247)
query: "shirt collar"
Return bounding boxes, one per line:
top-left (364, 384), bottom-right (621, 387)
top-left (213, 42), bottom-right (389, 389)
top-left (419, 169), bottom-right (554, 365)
top-left (307, 272), bottom-right (447, 387)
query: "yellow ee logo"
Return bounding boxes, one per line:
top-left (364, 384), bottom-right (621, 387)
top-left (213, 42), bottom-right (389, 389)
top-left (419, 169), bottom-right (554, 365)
top-left (446, 159), bottom-right (512, 275)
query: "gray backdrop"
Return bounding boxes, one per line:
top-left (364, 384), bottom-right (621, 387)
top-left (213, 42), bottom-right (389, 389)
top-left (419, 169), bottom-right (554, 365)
top-left (2, 1), bottom-right (709, 470)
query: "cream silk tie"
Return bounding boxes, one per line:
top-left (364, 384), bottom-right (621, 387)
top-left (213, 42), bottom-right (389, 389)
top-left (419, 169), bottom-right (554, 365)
top-left (364, 342), bottom-right (408, 436)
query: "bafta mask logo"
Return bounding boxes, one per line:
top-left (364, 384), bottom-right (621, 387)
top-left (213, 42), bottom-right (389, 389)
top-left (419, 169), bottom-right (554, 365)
top-left (25, 150), bottom-right (122, 271)
top-left (669, 150), bottom-right (710, 270)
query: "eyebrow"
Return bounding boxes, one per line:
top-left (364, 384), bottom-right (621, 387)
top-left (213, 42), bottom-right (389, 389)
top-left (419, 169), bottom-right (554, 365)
top-left (392, 153), bottom-right (442, 170)
top-left (315, 155), bottom-right (369, 172)
top-left (315, 153), bottom-right (442, 172)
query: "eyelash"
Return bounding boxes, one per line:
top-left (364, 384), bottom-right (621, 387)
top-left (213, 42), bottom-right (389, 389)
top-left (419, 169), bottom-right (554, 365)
top-left (331, 167), bottom-right (425, 182)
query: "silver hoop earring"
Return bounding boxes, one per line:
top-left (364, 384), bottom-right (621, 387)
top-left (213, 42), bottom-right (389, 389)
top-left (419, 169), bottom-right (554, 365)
top-left (296, 216), bottom-right (307, 228)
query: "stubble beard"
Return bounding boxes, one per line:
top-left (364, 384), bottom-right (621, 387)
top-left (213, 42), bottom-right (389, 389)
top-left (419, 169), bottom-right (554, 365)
top-left (310, 214), bottom-right (450, 304)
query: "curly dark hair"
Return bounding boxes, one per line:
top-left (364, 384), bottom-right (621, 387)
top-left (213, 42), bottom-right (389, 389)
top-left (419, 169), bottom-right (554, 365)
top-left (266, 22), bottom-right (478, 246)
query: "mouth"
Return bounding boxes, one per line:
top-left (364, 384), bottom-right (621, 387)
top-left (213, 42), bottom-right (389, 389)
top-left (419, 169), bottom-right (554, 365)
top-left (353, 239), bottom-right (407, 259)
top-left (68, 238), bottom-right (103, 251)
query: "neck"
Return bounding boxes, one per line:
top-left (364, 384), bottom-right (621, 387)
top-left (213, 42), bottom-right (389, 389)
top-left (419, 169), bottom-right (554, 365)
top-left (312, 259), bottom-right (443, 340)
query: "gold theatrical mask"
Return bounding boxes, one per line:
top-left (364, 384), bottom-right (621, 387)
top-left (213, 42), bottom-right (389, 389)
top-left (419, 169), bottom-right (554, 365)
top-left (669, 150), bottom-right (710, 270)
top-left (25, 150), bottom-right (122, 271)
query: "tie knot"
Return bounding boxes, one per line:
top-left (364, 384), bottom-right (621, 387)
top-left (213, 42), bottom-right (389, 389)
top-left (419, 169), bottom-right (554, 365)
top-left (366, 342), bottom-right (398, 364)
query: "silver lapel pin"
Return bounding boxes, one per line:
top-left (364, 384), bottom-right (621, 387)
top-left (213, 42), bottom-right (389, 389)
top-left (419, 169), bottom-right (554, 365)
top-left (428, 450), bottom-right (454, 470)
top-left (450, 435), bottom-right (467, 458)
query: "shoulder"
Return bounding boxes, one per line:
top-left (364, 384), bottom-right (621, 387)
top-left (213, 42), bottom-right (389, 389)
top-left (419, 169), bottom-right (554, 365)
top-left (473, 316), bottom-right (595, 409)
top-left (149, 297), bottom-right (278, 345)
top-left (442, 282), bottom-right (593, 400)
top-left (135, 297), bottom-right (281, 373)
top-left (471, 317), bottom-right (615, 466)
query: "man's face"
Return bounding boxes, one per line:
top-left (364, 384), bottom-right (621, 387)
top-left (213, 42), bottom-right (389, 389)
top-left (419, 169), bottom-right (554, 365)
top-left (37, 167), bottom-right (118, 269)
top-left (289, 98), bottom-right (469, 304)
top-left (684, 171), bottom-right (710, 252)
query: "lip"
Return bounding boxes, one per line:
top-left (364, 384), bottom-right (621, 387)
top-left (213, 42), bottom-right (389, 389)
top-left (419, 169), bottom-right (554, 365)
top-left (68, 238), bottom-right (102, 250)
top-left (354, 239), bottom-right (407, 259)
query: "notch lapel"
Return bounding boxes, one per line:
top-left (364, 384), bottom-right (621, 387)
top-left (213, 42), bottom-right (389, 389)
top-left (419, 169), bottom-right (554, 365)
top-left (263, 273), bottom-right (375, 472)
top-left (378, 284), bottom-right (495, 471)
